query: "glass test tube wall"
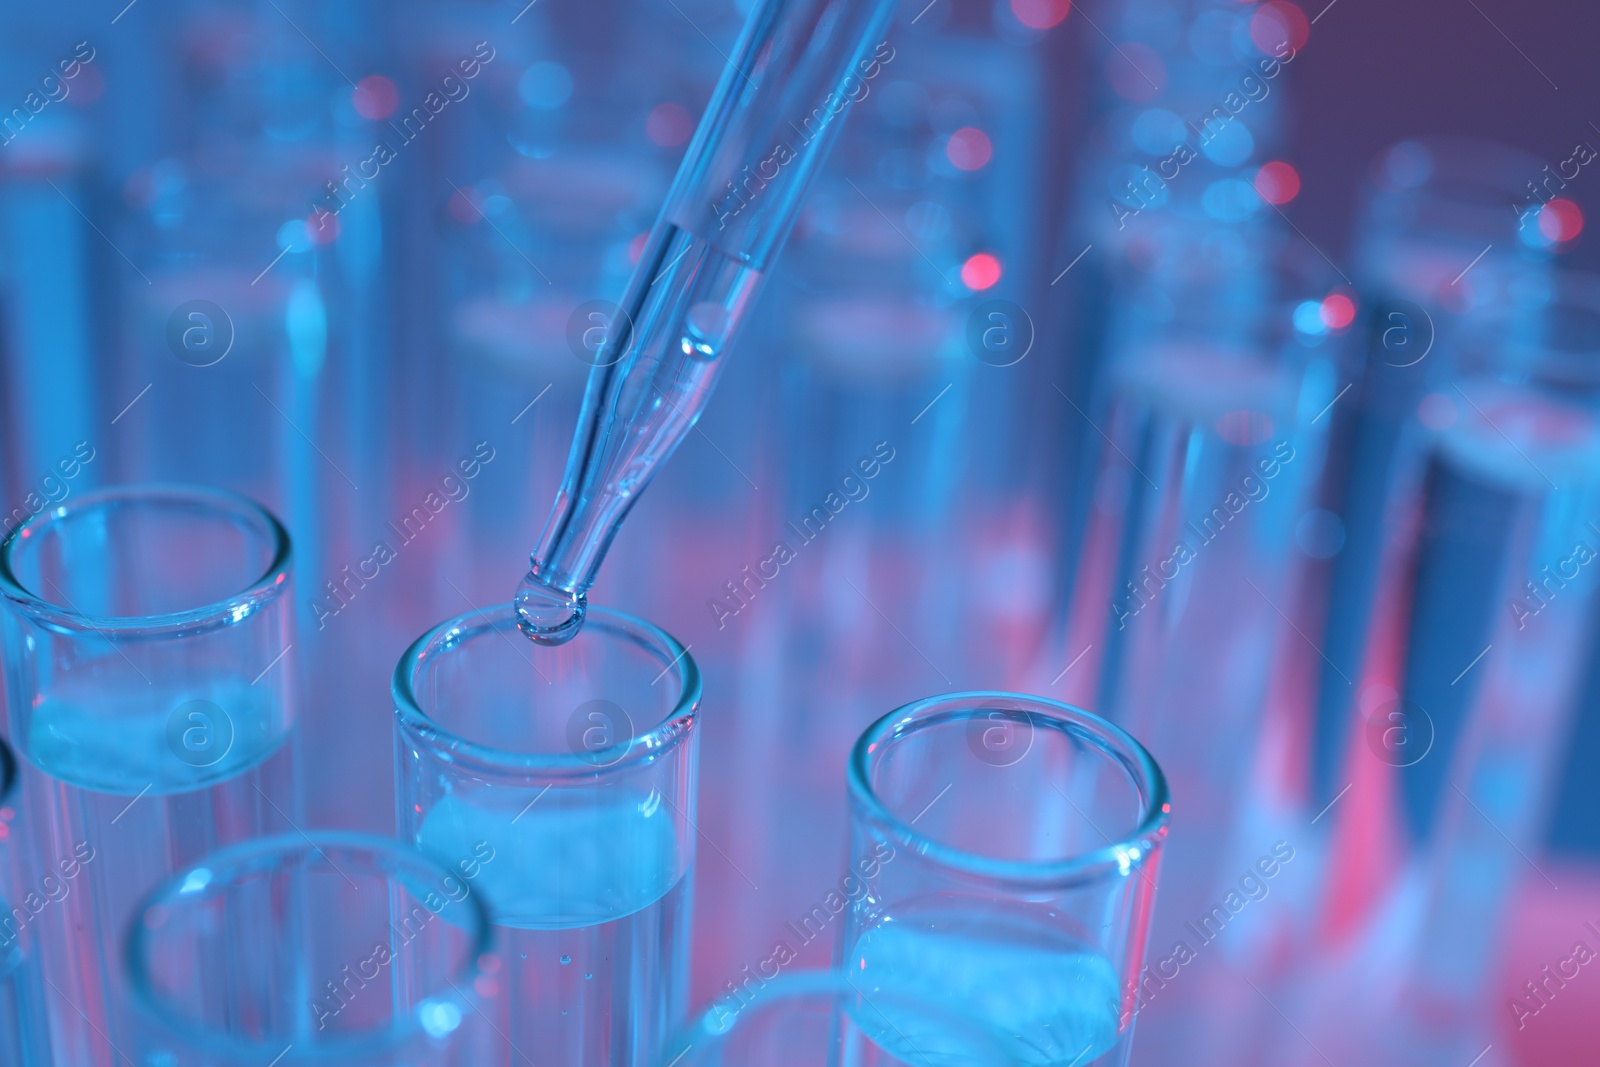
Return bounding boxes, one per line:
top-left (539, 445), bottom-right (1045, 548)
top-left (0, 738), bottom-right (50, 1067)
top-left (665, 970), bottom-right (1017, 1066)
top-left (124, 834), bottom-right (500, 1066)
top-left (394, 606), bottom-right (700, 1067)
top-left (1052, 333), bottom-right (1331, 1067)
top-left (1049, 0), bottom-right (1301, 689)
top-left (686, 0), bottom-right (1063, 1008)
top-left (0, 486), bottom-right (298, 1065)
top-left (1280, 272), bottom-right (1600, 1067)
top-left (842, 693), bottom-right (1169, 1067)
top-left (1308, 138), bottom-right (1558, 813)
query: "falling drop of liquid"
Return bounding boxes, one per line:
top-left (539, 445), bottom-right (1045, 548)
top-left (559, 954), bottom-right (572, 965)
top-left (514, 571), bottom-right (586, 645)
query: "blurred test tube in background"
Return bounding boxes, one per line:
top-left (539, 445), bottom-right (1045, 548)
top-left (1286, 270), bottom-right (1600, 1067)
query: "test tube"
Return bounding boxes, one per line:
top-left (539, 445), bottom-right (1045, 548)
top-left (841, 692), bottom-right (1169, 1067)
top-left (124, 832), bottom-right (497, 1066)
top-left (0, 484), bottom-right (298, 1065)
top-left (1284, 273), bottom-right (1600, 1064)
top-left (0, 737), bottom-right (51, 1067)
top-left (518, 0), bottom-right (899, 635)
top-left (1310, 137), bottom-right (1554, 805)
top-left (393, 604), bottom-right (700, 1066)
top-left (664, 970), bottom-right (1014, 1066)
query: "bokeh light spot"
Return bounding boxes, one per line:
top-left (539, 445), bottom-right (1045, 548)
top-left (946, 127), bottom-right (993, 171)
top-left (1011, 0), bottom-right (1071, 29)
top-left (447, 188), bottom-right (483, 225)
top-left (646, 103), bottom-right (694, 147)
top-left (519, 61), bottom-right (574, 110)
top-left (1250, 1), bottom-right (1309, 55)
top-left (1538, 198), bottom-right (1584, 244)
top-left (1201, 121), bottom-right (1254, 167)
top-left (1131, 109), bottom-right (1186, 156)
top-left (352, 75), bottom-right (398, 120)
top-left (307, 212), bottom-right (339, 245)
top-left (276, 219), bottom-right (313, 253)
top-left (961, 252), bottom-right (1003, 291)
top-left (1320, 293), bottom-right (1356, 330)
top-left (1293, 300), bottom-right (1326, 336)
top-left (1254, 160), bottom-right (1300, 204)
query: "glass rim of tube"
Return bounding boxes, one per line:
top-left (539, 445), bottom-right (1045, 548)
top-left (392, 602), bottom-right (701, 779)
top-left (0, 481), bottom-right (291, 636)
top-left (848, 691), bottom-right (1170, 887)
top-left (664, 968), bottom-right (1016, 1062)
top-left (123, 830), bottom-right (492, 1060)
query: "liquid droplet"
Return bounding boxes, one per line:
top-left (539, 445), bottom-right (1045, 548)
top-left (680, 301), bottom-right (731, 360)
top-left (559, 954), bottom-right (572, 965)
top-left (514, 572), bottom-right (586, 645)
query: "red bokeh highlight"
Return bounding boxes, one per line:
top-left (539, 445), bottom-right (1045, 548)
top-left (961, 252), bottom-right (1002, 290)
top-left (352, 75), bottom-right (399, 120)
top-left (646, 103), bottom-right (693, 147)
top-left (1011, 0), bottom-right (1072, 29)
top-left (1250, 2), bottom-right (1310, 56)
top-left (946, 127), bottom-right (993, 171)
top-left (447, 187), bottom-right (483, 225)
top-left (1538, 198), bottom-right (1584, 244)
top-left (307, 212), bottom-right (339, 245)
top-left (1320, 292), bottom-right (1357, 330)
top-left (1254, 161), bottom-right (1301, 205)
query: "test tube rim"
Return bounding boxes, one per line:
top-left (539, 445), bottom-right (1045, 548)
top-left (847, 691), bottom-right (1170, 889)
top-left (0, 482), bottom-right (292, 637)
top-left (123, 830), bottom-right (493, 1061)
top-left (665, 968), bottom-right (1017, 1064)
top-left (392, 603), bottom-right (700, 782)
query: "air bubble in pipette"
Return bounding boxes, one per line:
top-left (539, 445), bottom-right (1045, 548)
top-left (513, 572), bottom-right (586, 645)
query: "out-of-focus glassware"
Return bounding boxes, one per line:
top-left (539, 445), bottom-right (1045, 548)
top-left (124, 832), bottom-right (498, 1066)
top-left (1283, 271), bottom-right (1600, 1067)
top-left (842, 691), bottom-right (1169, 1066)
top-left (394, 603), bottom-right (700, 1067)
top-left (1051, 333), bottom-right (1331, 1061)
top-left (0, 737), bottom-right (51, 1067)
top-left (664, 970), bottom-right (1015, 1066)
top-left (0, 484), bottom-right (298, 1066)
top-left (1311, 137), bottom-right (1555, 806)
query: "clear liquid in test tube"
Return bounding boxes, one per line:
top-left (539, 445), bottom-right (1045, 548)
top-left (394, 605), bottom-right (700, 1067)
top-left (0, 486), bottom-right (298, 1067)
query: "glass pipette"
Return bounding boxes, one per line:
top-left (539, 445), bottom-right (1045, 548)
top-left (515, 0), bottom-right (900, 642)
